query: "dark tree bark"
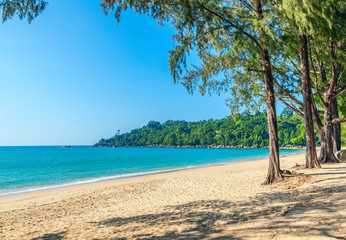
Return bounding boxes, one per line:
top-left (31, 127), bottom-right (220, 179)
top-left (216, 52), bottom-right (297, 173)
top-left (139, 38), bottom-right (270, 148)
top-left (318, 127), bottom-right (339, 163)
top-left (331, 86), bottom-right (341, 153)
top-left (312, 94), bottom-right (341, 163)
top-left (254, 0), bottom-right (282, 184)
top-left (318, 95), bottom-right (340, 163)
top-left (299, 33), bottom-right (320, 168)
top-left (318, 122), bottom-right (340, 164)
top-left (272, 28), bottom-right (343, 164)
top-left (317, 39), bottom-right (341, 163)
top-left (262, 51), bottom-right (282, 184)
top-left (318, 100), bottom-right (338, 164)
top-left (201, 1), bottom-right (282, 184)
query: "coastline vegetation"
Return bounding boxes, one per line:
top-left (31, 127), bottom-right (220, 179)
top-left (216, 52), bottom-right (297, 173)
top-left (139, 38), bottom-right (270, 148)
top-left (102, 0), bottom-right (345, 183)
top-left (96, 110), bottom-right (318, 148)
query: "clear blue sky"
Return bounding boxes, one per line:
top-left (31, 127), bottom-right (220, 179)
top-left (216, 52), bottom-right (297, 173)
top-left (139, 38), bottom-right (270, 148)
top-left (0, 1), bottom-right (279, 146)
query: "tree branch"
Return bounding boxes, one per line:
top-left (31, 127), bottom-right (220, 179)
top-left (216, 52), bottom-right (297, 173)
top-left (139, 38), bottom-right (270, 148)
top-left (272, 77), bottom-right (303, 106)
top-left (271, 64), bottom-right (302, 94)
top-left (200, 5), bottom-right (264, 52)
top-left (314, 48), bottom-right (327, 83)
top-left (248, 68), bottom-right (265, 73)
top-left (331, 117), bottom-right (346, 125)
top-left (333, 88), bottom-right (346, 99)
top-left (276, 95), bottom-right (304, 117)
top-left (286, 55), bottom-right (301, 74)
top-left (309, 42), bottom-right (326, 107)
top-left (310, 93), bottom-right (324, 132)
top-left (256, 93), bottom-right (266, 98)
top-left (239, 0), bottom-right (255, 12)
top-left (336, 70), bottom-right (344, 88)
top-left (328, 38), bottom-right (337, 97)
top-left (228, 10), bottom-right (245, 17)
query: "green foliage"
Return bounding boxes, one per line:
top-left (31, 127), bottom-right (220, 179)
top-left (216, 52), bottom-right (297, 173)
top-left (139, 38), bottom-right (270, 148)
top-left (277, 0), bottom-right (345, 106)
top-left (342, 124), bottom-right (346, 146)
top-left (97, 112), bottom-right (310, 147)
top-left (0, 0), bottom-right (47, 23)
top-left (280, 0), bottom-right (345, 38)
top-left (340, 108), bottom-right (346, 146)
top-left (101, 0), bottom-right (346, 123)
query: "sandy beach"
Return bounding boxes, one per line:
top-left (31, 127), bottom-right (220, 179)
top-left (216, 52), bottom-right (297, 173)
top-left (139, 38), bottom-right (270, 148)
top-left (0, 151), bottom-right (345, 239)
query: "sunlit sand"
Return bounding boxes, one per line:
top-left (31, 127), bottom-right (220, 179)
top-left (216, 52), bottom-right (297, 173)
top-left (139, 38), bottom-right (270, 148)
top-left (0, 151), bottom-right (345, 239)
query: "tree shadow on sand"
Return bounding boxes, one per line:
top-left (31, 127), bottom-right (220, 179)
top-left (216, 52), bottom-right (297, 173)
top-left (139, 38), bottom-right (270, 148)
top-left (93, 182), bottom-right (345, 239)
top-left (31, 231), bottom-right (66, 240)
top-left (30, 166), bottom-right (346, 240)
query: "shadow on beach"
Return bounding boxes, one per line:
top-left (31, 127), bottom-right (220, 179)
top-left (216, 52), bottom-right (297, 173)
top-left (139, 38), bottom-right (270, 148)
top-left (95, 187), bottom-right (345, 239)
top-left (31, 231), bottom-right (67, 240)
top-left (28, 165), bottom-right (346, 240)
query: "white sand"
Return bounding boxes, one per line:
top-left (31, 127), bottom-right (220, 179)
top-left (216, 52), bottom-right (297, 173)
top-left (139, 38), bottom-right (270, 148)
top-left (0, 151), bottom-right (345, 239)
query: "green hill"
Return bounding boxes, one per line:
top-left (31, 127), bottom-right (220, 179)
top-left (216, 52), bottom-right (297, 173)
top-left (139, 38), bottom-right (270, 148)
top-left (96, 111), bottom-right (313, 148)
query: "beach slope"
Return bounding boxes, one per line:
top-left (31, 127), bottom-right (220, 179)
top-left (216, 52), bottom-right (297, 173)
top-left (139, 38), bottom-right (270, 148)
top-left (0, 152), bottom-right (345, 239)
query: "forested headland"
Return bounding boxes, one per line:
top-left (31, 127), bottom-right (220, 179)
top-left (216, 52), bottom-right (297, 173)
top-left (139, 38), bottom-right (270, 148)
top-left (95, 110), bottom-right (333, 148)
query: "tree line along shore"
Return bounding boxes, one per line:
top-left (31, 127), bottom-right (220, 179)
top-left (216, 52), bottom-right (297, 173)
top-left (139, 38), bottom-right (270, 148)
top-left (94, 144), bottom-right (305, 149)
top-left (95, 111), bottom-right (344, 149)
top-left (99, 0), bottom-right (346, 184)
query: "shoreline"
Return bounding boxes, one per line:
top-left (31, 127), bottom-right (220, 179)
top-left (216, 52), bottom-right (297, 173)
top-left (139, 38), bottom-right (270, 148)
top-left (0, 149), bottom-right (304, 198)
top-left (93, 144), bottom-right (306, 150)
top-left (1, 150), bottom-right (345, 239)
top-left (0, 151), bottom-right (303, 212)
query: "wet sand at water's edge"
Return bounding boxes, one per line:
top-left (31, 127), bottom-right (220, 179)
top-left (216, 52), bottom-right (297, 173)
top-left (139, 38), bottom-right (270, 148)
top-left (0, 151), bottom-right (345, 239)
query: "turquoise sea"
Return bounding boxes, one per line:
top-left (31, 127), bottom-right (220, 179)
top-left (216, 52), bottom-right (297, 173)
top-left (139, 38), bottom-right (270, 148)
top-left (0, 146), bottom-right (303, 197)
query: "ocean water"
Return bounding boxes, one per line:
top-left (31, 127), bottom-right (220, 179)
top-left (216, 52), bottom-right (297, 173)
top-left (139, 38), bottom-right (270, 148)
top-left (0, 146), bottom-right (303, 196)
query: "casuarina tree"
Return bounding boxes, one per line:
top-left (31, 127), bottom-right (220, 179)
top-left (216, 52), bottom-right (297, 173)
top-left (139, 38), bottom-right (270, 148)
top-left (275, 0), bottom-right (345, 164)
top-left (0, 0), bottom-right (47, 23)
top-left (101, 0), bottom-right (284, 184)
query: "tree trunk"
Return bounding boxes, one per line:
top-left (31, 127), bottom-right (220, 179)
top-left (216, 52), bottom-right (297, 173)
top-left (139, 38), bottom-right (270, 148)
top-left (331, 97), bottom-right (341, 152)
top-left (312, 87), bottom-right (341, 164)
top-left (255, 0), bottom-right (281, 184)
top-left (319, 125), bottom-right (340, 163)
top-left (299, 33), bottom-right (320, 168)
top-left (318, 38), bottom-right (341, 163)
top-left (318, 90), bottom-right (340, 163)
top-left (262, 50), bottom-right (282, 184)
top-left (311, 38), bottom-right (342, 162)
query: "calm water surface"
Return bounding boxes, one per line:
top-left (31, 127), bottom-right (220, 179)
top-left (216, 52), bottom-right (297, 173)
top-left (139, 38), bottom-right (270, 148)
top-left (0, 146), bottom-right (303, 196)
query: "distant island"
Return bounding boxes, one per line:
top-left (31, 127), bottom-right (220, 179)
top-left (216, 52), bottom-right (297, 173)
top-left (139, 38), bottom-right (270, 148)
top-left (95, 111), bottom-right (316, 148)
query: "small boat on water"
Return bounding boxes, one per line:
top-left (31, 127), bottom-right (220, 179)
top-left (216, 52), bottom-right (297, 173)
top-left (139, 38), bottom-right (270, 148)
top-left (62, 146), bottom-right (73, 148)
